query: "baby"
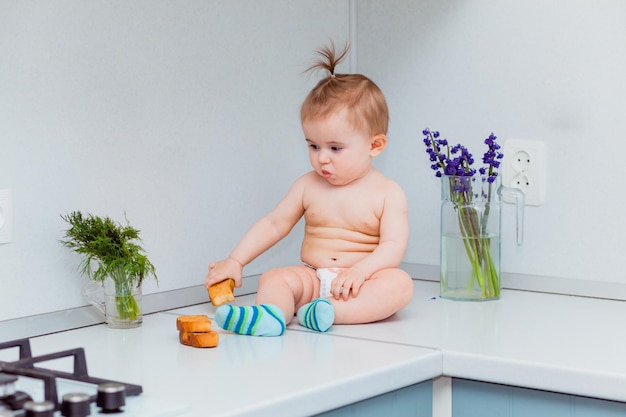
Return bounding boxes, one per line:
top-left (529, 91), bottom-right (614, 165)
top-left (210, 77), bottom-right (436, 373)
top-left (204, 42), bottom-right (414, 336)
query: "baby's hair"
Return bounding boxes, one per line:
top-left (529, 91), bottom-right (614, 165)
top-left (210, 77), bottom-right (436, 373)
top-left (304, 41), bottom-right (350, 79)
top-left (301, 41), bottom-right (389, 137)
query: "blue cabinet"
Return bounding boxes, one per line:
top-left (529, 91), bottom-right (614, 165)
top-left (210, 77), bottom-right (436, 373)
top-left (313, 378), bottom-right (626, 417)
top-left (453, 378), bottom-right (626, 417)
top-left (315, 380), bottom-right (432, 417)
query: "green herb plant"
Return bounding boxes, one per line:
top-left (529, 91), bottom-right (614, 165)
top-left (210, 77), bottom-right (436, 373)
top-left (60, 211), bottom-right (157, 320)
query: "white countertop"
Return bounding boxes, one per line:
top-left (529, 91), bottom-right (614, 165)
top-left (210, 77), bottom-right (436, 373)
top-left (8, 280), bottom-right (626, 416)
top-left (23, 300), bottom-right (441, 417)
top-left (322, 280), bottom-right (626, 402)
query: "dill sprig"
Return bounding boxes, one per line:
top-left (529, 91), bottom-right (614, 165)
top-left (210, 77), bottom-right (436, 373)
top-left (60, 211), bottom-right (157, 287)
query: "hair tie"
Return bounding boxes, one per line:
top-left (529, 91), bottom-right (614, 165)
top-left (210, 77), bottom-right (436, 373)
top-left (330, 72), bottom-right (336, 79)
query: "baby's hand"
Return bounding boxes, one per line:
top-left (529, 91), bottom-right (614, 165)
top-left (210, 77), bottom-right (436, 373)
top-left (331, 267), bottom-right (367, 301)
top-left (204, 257), bottom-right (243, 289)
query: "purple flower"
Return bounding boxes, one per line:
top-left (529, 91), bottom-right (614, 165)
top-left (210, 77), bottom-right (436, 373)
top-left (421, 128), bottom-right (502, 186)
top-left (481, 132), bottom-right (503, 183)
top-left (421, 128), bottom-right (502, 299)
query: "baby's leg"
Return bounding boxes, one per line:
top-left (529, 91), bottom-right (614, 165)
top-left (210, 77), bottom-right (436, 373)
top-left (331, 268), bottom-right (414, 324)
top-left (295, 267), bottom-right (342, 332)
top-left (214, 266), bottom-right (317, 337)
top-left (255, 265), bottom-right (319, 320)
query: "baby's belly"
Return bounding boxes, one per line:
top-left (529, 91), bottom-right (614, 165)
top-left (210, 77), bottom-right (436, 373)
top-left (300, 233), bottom-right (378, 268)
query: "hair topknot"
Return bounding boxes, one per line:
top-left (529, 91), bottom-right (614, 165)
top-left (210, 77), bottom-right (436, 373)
top-left (304, 41), bottom-right (350, 79)
top-left (301, 41), bottom-right (389, 136)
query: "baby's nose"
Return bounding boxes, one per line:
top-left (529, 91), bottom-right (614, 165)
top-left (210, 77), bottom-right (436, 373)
top-left (318, 149), bottom-right (331, 163)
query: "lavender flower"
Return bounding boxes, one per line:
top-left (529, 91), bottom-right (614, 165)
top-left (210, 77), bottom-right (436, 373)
top-left (423, 128), bottom-right (500, 181)
top-left (421, 127), bottom-right (504, 299)
top-left (480, 133), bottom-right (504, 183)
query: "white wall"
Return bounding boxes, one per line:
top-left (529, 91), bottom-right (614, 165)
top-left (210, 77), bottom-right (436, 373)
top-left (358, 0), bottom-right (626, 284)
top-left (0, 0), bottom-right (348, 321)
top-left (2, 0), bottom-right (625, 323)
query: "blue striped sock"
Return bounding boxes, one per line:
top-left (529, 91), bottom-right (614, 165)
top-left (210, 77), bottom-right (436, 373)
top-left (215, 304), bottom-right (286, 336)
top-left (297, 298), bottom-right (334, 332)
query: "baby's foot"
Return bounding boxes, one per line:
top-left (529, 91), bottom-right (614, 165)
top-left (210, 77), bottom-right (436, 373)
top-left (297, 298), bottom-right (334, 332)
top-left (215, 304), bottom-right (286, 336)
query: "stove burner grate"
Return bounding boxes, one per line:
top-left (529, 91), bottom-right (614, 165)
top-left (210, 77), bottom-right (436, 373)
top-left (0, 338), bottom-right (142, 413)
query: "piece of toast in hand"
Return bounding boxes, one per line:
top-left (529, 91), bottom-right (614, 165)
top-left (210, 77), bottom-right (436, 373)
top-left (208, 278), bottom-right (235, 306)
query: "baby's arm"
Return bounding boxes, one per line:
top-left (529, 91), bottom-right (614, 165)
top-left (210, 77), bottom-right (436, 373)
top-left (204, 178), bottom-right (306, 288)
top-left (332, 181), bottom-right (409, 299)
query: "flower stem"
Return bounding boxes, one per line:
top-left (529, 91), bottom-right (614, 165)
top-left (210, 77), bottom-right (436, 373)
top-left (448, 177), bottom-right (500, 299)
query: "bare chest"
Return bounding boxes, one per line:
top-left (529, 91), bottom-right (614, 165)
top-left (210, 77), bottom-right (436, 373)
top-left (303, 188), bottom-right (383, 234)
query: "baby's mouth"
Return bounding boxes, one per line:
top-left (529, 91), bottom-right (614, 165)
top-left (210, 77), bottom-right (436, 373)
top-left (321, 169), bottom-right (332, 179)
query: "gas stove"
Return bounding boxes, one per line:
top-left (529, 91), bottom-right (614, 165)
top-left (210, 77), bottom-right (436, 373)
top-left (0, 338), bottom-right (190, 417)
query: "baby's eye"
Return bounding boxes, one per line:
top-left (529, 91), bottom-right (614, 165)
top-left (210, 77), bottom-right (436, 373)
top-left (330, 146), bottom-right (342, 152)
top-left (308, 143), bottom-right (320, 150)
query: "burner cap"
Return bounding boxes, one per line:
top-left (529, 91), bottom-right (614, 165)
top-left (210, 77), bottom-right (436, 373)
top-left (23, 400), bottom-right (55, 417)
top-left (96, 382), bottom-right (126, 412)
top-left (61, 392), bottom-right (91, 417)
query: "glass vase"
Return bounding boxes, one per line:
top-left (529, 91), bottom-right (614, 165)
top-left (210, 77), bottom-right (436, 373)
top-left (83, 269), bottom-right (143, 328)
top-left (440, 175), bottom-right (502, 301)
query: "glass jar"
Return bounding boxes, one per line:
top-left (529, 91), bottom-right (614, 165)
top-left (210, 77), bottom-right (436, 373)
top-left (440, 175), bottom-right (503, 300)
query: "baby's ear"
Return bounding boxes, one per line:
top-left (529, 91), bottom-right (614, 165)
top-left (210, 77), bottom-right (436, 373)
top-left (370, 134), bottom-right (387, 156)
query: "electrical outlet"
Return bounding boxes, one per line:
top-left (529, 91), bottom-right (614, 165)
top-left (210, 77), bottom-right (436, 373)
top-left (510, 172), bottom-right (531, 194)
top-left (0, 189), bottom-right (13, 243)
top-left (502, 140), bottom-right (546, 206)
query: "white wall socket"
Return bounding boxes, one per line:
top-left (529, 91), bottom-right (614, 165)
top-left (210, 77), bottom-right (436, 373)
top-left (502, 139), bottom-right (546, 206)
top-left (0, 189), bottom-right (13, 244)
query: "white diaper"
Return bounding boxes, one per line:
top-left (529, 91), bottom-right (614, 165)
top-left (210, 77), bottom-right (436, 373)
top-left (316, 267), bottom-right (345, 298)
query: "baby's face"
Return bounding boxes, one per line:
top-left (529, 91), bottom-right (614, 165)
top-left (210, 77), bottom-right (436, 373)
top-left (302, 110), bottom-right (374, 186)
